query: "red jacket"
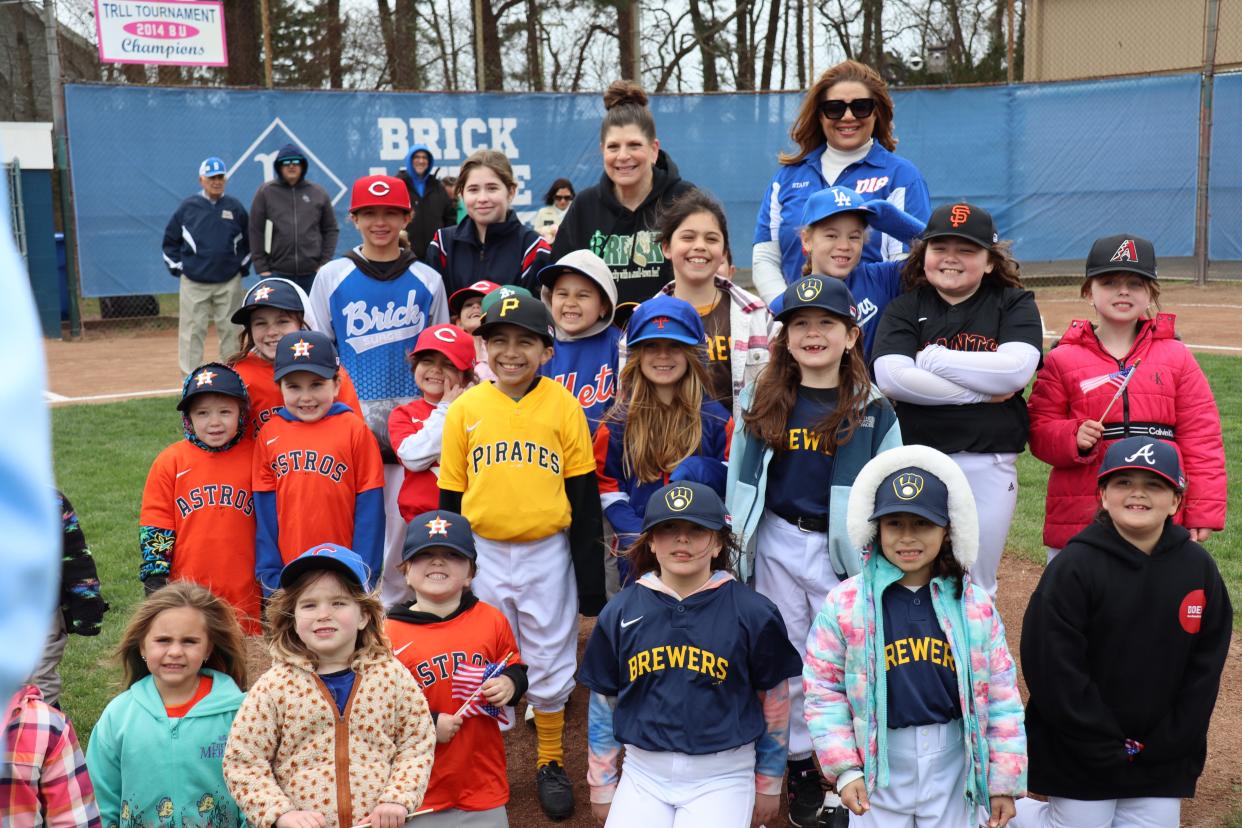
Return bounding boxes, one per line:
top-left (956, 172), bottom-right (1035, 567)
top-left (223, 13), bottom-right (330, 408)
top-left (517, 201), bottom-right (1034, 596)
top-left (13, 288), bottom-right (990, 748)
top-left (1028, 314), bottom-right (1225, 548)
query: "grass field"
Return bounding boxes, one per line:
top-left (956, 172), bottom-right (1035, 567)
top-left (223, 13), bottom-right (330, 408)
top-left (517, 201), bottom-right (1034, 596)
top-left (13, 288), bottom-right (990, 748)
top-left (51, 353), bottom-right (1241, 744)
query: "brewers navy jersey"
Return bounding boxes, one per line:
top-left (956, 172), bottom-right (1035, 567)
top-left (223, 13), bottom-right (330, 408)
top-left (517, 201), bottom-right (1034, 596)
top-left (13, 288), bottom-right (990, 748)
top-left (577, 575), bottom-right (801, 755)
top-left (871, 282), bottom-right (1042, 454)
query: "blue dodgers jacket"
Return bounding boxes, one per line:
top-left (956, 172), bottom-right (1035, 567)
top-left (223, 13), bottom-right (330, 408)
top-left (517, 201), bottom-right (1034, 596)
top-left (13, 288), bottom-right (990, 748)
top-left (725, 384), bottom-right (900, 582)
top-left (754, 142), bottom-right (930, 285)
top-left (162, 193), bottom-right (251, 284)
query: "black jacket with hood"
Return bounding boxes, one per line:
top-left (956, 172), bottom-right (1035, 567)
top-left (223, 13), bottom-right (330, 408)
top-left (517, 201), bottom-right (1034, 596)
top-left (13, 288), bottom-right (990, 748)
top-left (424, 211), bottom-right (551, 296)
top-left (550, 148), bottom-right (694, 305)
top-left (248, 143), bottom-right (340, 277)
top-left (1021, 517), bottom-right (1231, 800)
top-left (394, 144), bottom-right (457, 257)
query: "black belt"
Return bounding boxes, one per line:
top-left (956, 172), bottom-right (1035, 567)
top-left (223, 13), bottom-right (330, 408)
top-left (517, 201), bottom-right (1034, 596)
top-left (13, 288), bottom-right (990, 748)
top-left (1101, 422), bottom-right (1175, 441)
top-left (775, 512), bottom-right (827, 533)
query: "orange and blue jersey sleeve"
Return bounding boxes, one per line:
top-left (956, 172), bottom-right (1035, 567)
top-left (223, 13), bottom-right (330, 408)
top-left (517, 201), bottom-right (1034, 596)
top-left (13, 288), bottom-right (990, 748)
top-left (593, 421), bottom-right (644, 543)
top-left (337, 366), bottom-right (363, 415)
top-left (350, 421), bottom-right (386, 589)
top-left (251, 431), bottom-right (281, 595)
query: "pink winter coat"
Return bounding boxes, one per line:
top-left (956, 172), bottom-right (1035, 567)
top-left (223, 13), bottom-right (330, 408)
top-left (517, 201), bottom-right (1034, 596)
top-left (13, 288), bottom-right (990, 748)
top-left (1028, 314), bottom-right (1226, 549)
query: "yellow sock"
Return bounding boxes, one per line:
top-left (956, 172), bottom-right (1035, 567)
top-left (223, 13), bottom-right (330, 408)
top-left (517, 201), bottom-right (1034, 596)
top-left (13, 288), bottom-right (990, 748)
top-left (533, 708), bottom-right (565, 767)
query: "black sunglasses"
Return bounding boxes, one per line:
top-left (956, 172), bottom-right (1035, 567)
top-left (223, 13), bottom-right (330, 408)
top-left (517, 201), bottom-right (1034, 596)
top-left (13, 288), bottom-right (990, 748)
top-left (818, 98), bottom-right (877, 120)
top-left (554, 194), bottom-right (573, 202)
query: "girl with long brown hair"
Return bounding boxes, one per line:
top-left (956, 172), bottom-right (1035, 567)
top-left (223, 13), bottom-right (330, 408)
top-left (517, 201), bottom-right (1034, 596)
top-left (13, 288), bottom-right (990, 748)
top-left (725, 276), bottom-right (900, 826)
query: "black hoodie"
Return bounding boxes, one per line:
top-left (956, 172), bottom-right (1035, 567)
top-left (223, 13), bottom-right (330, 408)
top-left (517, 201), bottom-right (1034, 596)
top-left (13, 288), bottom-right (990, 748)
top-left (1021, 517), bottom-right (1231, 800)
top-left (551, 149), bottom-right (694, 305)
top-left (248, 143), bottom-right (340, 276)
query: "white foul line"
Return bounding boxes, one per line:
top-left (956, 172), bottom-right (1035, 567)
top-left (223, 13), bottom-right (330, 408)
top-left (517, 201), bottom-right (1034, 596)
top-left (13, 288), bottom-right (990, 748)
top-left (45, 387), bottom-right (181, 404)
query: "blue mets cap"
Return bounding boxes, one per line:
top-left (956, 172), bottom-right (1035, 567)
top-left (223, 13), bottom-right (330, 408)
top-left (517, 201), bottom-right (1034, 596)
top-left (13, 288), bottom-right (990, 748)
top-left (641, 481), bottom-right (730, 532)
top-left (774, 275), bottom-right (858, 324)
top-left (402, 510), bottom-right (478, 564)
top-left (1098, 437), bottom-right (1185, 491)
top-left (869, 466), bottom-right (951, 527)
top-left (199, 156), bottom-right (227, 177)
top-left (177, 362), bottom-right (248, 411)
top-left (626, 295), bottom-right (704, 347)
top-left (273, 330), bottom-right (339, 381)
top-left (800, 186), bottom-right (876, 226)
top-left (231, 278), bottom-right (305, 325)
top-left (279, 543), bottom-right (371, 589)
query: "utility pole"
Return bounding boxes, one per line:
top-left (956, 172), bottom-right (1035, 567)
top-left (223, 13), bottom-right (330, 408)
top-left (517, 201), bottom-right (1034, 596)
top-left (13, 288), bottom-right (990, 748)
top-left (474, 0), bottom-right (486, 90)
top-left (1193, 0), bottom-right (1221, 286)
top-left (260, 0), bottom-right (274, 87)
top-left (43, 0), bottom-right (78, 338)
top-left (1006, 0), bottom-right (1015, 83)
top-left (808, 0), bottom-right (814, 81)
top-left (629, 2), bottom-right (641, 82)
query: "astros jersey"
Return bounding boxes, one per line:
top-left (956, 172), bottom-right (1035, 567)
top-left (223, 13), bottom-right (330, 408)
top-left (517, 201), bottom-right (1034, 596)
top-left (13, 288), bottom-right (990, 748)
top-left (577, 573), bottom-right (801, 755)
top-left (439, 378), bottom-right (596, 542)
top-left (140, 440), bottom-right (261, 634)
top-left (386, 595), bottom-right (524, 812)
top-left (232, 350), bottom-right (363, 436)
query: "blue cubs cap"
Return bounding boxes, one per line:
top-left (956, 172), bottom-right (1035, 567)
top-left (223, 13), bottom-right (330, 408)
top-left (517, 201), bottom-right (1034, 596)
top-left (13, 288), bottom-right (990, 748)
top-left (1098, 437), bottom-right (1185, 491)
top-left (279, 543), bottom-right (371, 589)
top-left (199, 156), bottom-right (227, 177)
top-left (475, 291), bottom-right (555, 346)
top-left (641, 481), bottom-right (730, 532)
top-left (402, 510), bottom-right (478, 564)
top-left (231, 278), bottom-right (305, 325)
top-left (800, 186), bottom-right (875, 226)
top-left (869, 467), bottom-right (951, 527)
top-left (626, 295), bottom-right (704, 347)
top-left (273, 330), bottom-right (339, 381)
top-left (177, 362), bottom-right (248, 411)
top-left (775, 275), bottom-right (858, 324)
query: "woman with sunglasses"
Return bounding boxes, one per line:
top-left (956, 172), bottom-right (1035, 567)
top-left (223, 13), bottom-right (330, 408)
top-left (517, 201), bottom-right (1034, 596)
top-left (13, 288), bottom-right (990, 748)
top-left (751, 60), bottom-right (931, 304)
top-left (533, 178), bottom-right (576, 242)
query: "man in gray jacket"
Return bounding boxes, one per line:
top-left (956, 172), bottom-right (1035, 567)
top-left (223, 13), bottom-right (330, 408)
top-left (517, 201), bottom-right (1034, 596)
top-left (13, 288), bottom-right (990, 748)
top-left (248, 143), bottom-right (339, 292)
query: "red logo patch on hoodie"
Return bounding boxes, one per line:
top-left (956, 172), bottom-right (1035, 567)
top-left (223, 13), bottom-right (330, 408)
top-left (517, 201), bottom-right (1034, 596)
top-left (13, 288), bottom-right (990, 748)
top-left (1179, 589), bottom-right (1206, 634)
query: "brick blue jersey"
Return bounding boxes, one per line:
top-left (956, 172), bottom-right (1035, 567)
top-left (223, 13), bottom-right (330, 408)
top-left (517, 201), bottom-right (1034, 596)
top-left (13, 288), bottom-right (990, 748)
top-left (540, 326), bottom-right (622, 434)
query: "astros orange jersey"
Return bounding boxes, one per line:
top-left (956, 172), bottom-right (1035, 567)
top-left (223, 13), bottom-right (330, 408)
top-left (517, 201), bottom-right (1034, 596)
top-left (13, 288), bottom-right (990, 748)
top-left (232, 351), bottom-right (363, 436)
top-left (438, 379), bottom-right (596, 542)
top-left (386, 597), bottom-right (522, 812)
top-left (140, 440), bottom-right (262, 634)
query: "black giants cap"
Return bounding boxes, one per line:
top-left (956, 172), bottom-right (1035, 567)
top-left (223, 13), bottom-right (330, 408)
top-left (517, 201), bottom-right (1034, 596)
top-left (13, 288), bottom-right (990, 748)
top-left (641, 482), bottom-right (730, 532)
top-left (922, 202), bottom-right (999, 249)
top-left (272, 330), bottom-right (340, 381)
top-left (476, 292), bottom-right (556, 346)
top-left (1085, 234), bottom-right (1158, 281)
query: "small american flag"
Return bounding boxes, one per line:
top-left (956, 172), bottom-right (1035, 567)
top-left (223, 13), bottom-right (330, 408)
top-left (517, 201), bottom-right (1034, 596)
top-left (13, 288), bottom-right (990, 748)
top-left (452, 660), bottom-right (510, 723)
top-left (1080, 365), bottom-right (1133, 393)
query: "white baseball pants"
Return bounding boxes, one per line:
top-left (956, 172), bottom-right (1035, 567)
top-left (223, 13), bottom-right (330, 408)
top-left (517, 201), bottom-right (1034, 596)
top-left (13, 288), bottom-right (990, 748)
top-left (850, 720), bottom-right (975, 828)
top-left (472, 531), bottom-right (577, 711)
top-left (947, 452), bottom-right (1018, 598)
top-left (1013, 795), bottom-right (1179, 827)
top-left (606, 743), bottom-right (756, 827)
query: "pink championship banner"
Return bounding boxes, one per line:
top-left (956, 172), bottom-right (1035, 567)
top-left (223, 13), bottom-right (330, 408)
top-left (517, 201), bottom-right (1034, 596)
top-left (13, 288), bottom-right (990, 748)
top-left (94, 0), bottom-right (228, 67)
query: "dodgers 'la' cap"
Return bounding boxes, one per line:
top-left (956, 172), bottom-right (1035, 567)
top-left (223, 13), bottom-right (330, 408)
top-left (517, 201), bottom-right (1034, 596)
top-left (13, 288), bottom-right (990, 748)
top-left (626, 295), bottom-right (704, 347)
top-left (641, 481), bottom-right (730, 532)
top-left (476, 291), bottom-right (555, 345)
top-left (199, 156), bottom-right (227, 177)
top-left (279, 543), bottom-right (371, 589)
top-left (1085, 234), bottom-right (1158, 281)
top-left (869, 466), bottom-right (951, 527)
top-left (231, 278), bottom-right (305, 325)
top-left (402, 510), bottom-right (478, 563)
top-left (1098, 437), bottom-right (1184, 491)
top-left (273, 330), bottom-right (339, 381)
top-left (922, 202), bottom-right (998, 249)
top-left (800, 186), bottom-right (876, 226)
top-left (775, 275), bottom-right (858, 324)
top-left (177, 362), bottom-right (248, 411)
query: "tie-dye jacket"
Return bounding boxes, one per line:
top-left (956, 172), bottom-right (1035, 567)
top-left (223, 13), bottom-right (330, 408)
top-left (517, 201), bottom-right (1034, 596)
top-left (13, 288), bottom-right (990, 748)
top-left (802, 551), bottom-right (1026, 807)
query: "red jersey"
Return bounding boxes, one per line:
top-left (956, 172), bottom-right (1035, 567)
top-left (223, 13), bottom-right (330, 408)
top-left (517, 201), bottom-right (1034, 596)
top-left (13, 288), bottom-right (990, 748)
top-left (140, 439), bottom-right (262, 634)
top-left (387, 398), bottom-right (448, 522)
top-left (386, 595), bottom-right (522, 812)
top-left (232, 350), bottom-right (363, 436)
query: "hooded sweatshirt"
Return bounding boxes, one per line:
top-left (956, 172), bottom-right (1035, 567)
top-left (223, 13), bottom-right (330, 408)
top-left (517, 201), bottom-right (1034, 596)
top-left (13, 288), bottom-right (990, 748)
top-left (85, 670), bottom-right (246, 828)
top-left (425, 211), bottom-right (551, 295)
top-left (550, 149), bottom-right (695, 305)
top-left (1021, 517), bottom-right (1231, 800)
top-left (249, 143), bottom-right (340, 277)
top-left (539, 265), bottom-right (622, 432)
top-left (395, 144), bottom-right (457, 258)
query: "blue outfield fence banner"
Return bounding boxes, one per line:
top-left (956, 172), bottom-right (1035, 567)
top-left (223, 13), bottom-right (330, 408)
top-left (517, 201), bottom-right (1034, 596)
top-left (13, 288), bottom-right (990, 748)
top-left (65, 73), bottom-right (1235, 298)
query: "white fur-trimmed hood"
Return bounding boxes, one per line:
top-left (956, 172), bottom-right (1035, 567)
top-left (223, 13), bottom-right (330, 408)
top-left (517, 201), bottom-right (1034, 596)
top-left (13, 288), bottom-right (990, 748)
top-left (846, 445), bottom-right (979, 570)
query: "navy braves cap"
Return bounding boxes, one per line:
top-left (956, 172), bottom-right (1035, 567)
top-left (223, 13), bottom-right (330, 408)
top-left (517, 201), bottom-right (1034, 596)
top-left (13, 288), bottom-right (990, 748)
top-left (775, 275), bottom-right (858, 324)
top-left (231, 278), bottom-right (305, 325)
top-left (402, 510), bottom-right (478, 563)
top-left (922, 202), bottom-right (998, 250)
top-left (626, 295), bottom-right (704, 347)
top-left (279, 543), bottom-right (371, 589)
top-left (177, 362), bottom-right (248, 411)
top-left (1085, 234), bottom-right (1158, 281)
top-left (476, 291), bottom-right (555, 345)
top-left (641, 481), bottom-right (730, 532)
top-left (869, 466), bottom-right (951, 527)
top-left (273, 330), bottom-right (339, 381)
top-left (800, 186), bottom-right (876, 226)
top-left (199, 156), bottom-right (227, 177)
top-left (1098, 437), bottom-right (1184, 491)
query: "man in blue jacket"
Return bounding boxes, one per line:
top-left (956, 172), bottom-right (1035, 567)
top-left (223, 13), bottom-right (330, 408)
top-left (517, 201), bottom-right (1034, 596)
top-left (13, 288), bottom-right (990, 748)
top-left (162, 156), bottom-right (251, 375)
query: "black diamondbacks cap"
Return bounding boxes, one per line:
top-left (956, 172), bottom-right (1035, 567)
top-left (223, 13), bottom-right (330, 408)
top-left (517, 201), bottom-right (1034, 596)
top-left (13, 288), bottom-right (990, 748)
top-left (1085, 234), bottom-right (1158, 281)
top-left (476, 292), bottom-right (555, 346)
top-left (922, 202), bottom-right (999, 249)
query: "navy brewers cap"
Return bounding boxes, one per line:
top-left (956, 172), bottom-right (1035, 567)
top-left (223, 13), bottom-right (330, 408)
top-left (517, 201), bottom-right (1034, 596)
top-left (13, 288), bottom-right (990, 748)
top-left (626, 295), bottom-right (704, 347)
top-left (476, 291), bottom-right (556, 346)
top-left (279, 543), bottom-right (371, 589)
top-left (1085, 234), bottom-right (1158, 281)
top-left (272, 330), bottom-right (339, 381)
top-left (198, 156), bottom-right (227, 178)
top-left (177, 362), bottom-right (248, 411)
top-left (231, 278), bottom-right (305, 325)
top-left (1098, 437), bottom-right (1184, 491)
top-left (922, 202), bottom-right (999, 250)
top-left (774, 275), bottom-right (858, 324)
top-left (402, 510), bottom-right (478, 564)
top-left (869, 467), bottom-right (951, 527)
top-left (641, 481), bottom-right (730, 532)
top-left (800, 186), bottom-right (876, 227)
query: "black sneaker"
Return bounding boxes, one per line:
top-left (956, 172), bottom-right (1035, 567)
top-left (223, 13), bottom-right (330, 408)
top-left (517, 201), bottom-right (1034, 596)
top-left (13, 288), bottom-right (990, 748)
top-left (818, 799), bottom-right (850, 828)
top-left (787, 761), bottom-right (826, 827)
top-left (536, 761), bottom-right (575, 820)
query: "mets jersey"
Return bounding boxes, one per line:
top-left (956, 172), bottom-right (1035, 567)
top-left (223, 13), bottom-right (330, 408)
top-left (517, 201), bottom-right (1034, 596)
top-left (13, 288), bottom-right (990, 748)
top-left (232, 350), bottom-right (363, 436)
